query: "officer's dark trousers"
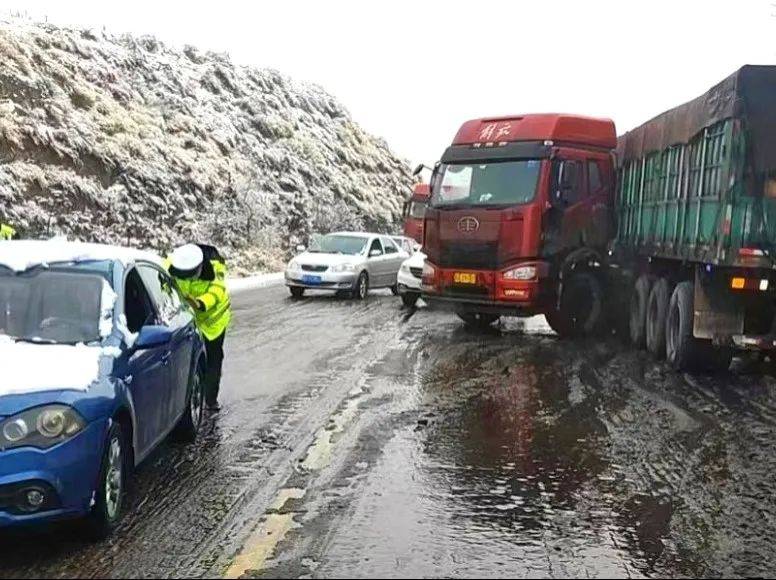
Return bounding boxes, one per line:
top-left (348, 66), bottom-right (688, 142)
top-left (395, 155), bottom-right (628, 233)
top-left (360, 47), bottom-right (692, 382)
top-left (204, 332), bottom-right (226, 405)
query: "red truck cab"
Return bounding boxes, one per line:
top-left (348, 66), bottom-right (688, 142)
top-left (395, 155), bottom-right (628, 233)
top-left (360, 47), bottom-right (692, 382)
top-left (422, 114), bottom-right (617, 332)
top-left (403, 183), bottom-right (430, 244)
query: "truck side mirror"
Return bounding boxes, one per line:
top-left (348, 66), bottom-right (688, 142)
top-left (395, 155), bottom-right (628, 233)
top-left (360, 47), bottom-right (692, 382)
top-left (412, 164), bottom-right (425, 177)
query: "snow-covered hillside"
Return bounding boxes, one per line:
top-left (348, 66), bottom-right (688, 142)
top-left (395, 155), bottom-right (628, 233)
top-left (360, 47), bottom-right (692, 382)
top-left (0, 18), bottom-right (413, 272)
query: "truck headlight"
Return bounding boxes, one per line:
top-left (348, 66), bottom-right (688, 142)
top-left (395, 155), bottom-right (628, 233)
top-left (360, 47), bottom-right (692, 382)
top-left (0, 405), bottom-right (85, 450)
top-left (331, 263), bottom-right (354, 272)
top-left (503, 266), bottom-right (537, 281)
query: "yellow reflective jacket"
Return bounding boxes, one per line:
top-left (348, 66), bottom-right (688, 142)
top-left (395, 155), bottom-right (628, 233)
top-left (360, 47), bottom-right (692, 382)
top-left (167, 259), bottom-right (232, 341)
top-left (0, 223), bottom-right (15, 240)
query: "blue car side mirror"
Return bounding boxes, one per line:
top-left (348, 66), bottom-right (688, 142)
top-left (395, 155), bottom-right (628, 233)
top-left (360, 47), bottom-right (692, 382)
top-left (135, 325), bottom-right (173, 349)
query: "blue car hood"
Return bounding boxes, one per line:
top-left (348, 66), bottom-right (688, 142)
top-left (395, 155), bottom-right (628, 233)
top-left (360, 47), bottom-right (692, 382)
top-left (0, 341), bottom-right (122, 422)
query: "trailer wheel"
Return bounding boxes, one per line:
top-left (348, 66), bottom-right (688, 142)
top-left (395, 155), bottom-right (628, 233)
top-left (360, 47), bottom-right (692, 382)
top-left (666, 281), bottom-right (700, 370)
top-left (629, 275), bottom-right (653, 347)
top-left (547, 271), bottom-right (604, 338)
top-left (646, 277), bottom-right (672, 358)
top-left (666, 281), bottom-right (733, 372)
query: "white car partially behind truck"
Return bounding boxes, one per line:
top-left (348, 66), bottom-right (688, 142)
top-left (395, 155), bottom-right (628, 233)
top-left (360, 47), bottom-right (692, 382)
top-left (285, 232), bottom-right (409, 299)
top-left (397, 250), bottom-right (426, 307)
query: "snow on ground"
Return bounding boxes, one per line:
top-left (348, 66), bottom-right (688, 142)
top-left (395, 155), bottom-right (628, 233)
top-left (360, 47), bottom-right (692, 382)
top-left (226, 272), bottom-right (285, 293)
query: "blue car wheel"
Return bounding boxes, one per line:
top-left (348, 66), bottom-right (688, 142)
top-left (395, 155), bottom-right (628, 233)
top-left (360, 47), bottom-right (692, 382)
top-left (87, 422), bottom-right (127, 539)
top-left (172, 365), bottom-right (205, 443)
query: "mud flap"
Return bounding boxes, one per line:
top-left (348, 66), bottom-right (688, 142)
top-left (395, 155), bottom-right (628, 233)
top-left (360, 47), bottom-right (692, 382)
top-left (693, 267), bottom-right (744, 342)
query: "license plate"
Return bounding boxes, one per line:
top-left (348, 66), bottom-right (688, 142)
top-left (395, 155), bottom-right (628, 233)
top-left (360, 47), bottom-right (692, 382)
top-left (453, 272), bottom-right (477, 284)
top-left (302, 274), bottom-right (322, 284)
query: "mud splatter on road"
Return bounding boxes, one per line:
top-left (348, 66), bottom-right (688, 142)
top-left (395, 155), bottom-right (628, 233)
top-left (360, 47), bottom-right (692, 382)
top-left (2, 286), bottom-right (776, 578)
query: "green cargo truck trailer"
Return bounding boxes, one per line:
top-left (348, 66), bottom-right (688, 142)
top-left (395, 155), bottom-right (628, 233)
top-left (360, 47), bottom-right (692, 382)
top-left (611, 65), bottom-right (776, 371)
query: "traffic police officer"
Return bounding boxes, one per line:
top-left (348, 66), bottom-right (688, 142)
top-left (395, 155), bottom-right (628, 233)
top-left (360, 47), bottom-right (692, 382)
top-left (0, 222), bottom-right (16, 240)
top-left (168, 244), bottom-right (232, 411)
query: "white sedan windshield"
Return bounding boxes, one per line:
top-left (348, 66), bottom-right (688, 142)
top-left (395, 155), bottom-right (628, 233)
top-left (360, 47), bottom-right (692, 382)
top-left (309, 235), bottom-right (368, 255)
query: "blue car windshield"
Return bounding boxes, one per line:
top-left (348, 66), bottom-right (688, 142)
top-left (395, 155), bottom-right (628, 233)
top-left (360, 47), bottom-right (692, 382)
top-left (0, 267), bottom-right (106, 345)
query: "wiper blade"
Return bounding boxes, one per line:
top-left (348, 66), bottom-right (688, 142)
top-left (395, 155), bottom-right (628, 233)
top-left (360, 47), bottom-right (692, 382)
top-left (434, 203), bottom-right (472, 211)
top-left (13, 337), bottom-right (60, 345)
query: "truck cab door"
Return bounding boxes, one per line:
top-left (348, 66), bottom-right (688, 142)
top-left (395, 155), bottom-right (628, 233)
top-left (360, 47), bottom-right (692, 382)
top-left (586, 158), bottom-right (613, 248)
top-left (543, 155), bottom-right (589, 256)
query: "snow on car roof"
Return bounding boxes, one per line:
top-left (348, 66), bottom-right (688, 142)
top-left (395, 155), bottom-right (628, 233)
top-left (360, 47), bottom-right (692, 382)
top-left (329, 231), bottom-right (385, 238)
top-left (0, 240), bottom-right (164, 272)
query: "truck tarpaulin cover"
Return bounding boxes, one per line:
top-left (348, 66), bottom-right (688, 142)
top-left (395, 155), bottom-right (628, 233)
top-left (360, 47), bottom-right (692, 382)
top-left (617, 65), bottom-right (776, 174)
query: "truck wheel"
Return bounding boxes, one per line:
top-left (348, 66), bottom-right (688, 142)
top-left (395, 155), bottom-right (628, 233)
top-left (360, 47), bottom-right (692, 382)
top-left (290, 287), bottom-right (305, 299)
top-left (457, 312), bottom-right (499, 328)
top-left (630, 275), bottom-right (653, 347)
top-left (402, 293), bottom-right (419, 308)
top-left (548, 271), bottom-right (604, 338)
top-left (646, 277), bottom-right (672, 358)
top-left (666, 281), bottom-right (702, 371)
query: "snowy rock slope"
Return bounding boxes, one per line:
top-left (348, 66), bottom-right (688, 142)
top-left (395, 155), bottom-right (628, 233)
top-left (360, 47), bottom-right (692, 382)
top-left (0, 18), bottom-right (413, 273)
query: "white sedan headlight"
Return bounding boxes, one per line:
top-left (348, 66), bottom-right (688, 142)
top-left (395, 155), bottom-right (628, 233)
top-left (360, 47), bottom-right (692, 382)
top-left (331, 263), bottom-right (356, 273)
top-left (503, 266), bottom-right (537, 280)
top-left (287, 260), bottom-right (301, 272)
top-left (400, 263), bottom-right (410, 274)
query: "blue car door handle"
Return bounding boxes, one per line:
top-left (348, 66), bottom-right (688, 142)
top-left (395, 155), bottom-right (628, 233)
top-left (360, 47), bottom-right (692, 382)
top-left (161, 351), bottom-right (172, 365)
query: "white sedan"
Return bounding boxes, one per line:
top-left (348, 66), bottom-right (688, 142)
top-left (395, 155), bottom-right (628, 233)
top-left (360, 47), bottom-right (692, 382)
top-left (285, 232), bottom-right (409, 299)
top-left (397, 250), bottom-right (426, 307)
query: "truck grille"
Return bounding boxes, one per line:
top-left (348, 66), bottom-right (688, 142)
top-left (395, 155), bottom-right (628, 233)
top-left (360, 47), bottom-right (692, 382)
top-left (409, 267), bottom-right (423, 279)
top-left (301, 264), bottom-right (328, 272)
top-left (439, 241), bottom-right (499, 270)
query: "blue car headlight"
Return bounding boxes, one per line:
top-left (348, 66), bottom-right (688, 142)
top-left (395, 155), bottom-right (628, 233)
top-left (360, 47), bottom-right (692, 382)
top-left (0, 405), bottom-right (86, 451)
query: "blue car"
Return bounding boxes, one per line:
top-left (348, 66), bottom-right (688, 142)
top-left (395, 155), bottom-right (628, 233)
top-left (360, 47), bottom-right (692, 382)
top-left (0, 241), bottom-right (207, 536)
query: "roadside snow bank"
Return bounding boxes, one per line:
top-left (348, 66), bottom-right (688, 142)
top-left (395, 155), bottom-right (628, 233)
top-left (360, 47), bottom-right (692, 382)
top-left (0, 18), bottom-right (413, 272)
top-left (226, 272), bottom-right (284, 293)
top-left (0, 337), bottom-right (102, 396)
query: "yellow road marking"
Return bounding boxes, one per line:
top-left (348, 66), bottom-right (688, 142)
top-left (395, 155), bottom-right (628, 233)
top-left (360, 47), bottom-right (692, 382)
top-left (269, 487), bottom-right (306, 512)
top-left (225, 385), bottom-right (365, 577)
top-left (223, 488), bottom-right (306, 579)
top-left (301, 388), bottom-right (362, 471)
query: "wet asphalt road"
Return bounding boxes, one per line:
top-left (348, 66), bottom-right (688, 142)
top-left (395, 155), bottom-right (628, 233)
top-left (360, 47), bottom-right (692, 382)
top-left (2, 284), bottom-right (776, 578)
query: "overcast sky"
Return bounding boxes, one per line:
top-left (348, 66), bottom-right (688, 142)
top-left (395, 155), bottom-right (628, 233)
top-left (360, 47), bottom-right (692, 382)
top-left (3, 0), bottom-right (775, 167)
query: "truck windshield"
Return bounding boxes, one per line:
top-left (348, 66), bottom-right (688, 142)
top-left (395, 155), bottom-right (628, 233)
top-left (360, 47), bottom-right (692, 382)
top-left (409, 200), bottom-right (427, 219)
top-left (431, 160), bottom-right (542, 208)
top-left (0, 268), bottom-right (105, 345)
